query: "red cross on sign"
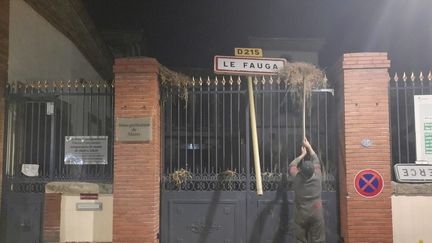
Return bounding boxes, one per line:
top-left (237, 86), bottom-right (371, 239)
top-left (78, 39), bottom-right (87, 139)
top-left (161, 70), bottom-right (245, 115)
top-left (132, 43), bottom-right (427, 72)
top-left (354, 169), bottom-right (384, 198)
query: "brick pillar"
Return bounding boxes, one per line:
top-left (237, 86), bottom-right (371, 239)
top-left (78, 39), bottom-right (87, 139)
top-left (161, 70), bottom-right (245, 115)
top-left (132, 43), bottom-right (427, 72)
top-left (113, 58), bottom-right (161, 243)
top-left (336, 53), bottom-right (393, 242)
top-left (0, 0), bottom-right (9, 212)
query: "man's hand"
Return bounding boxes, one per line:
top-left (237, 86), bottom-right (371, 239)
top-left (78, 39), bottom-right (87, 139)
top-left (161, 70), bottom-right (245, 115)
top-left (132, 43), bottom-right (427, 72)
top-left (300, 146), bottom-right (307, 158)
top-left (303, 137), bottom-right (316, 155)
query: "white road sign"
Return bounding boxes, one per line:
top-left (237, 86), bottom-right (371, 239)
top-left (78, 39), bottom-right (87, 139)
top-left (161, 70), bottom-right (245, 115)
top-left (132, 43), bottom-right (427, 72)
top-left (214, 55), bottom-right (287, 75)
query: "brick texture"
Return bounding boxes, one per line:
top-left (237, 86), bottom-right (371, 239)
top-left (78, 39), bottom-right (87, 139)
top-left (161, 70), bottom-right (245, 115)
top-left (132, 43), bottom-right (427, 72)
top-left (0, 0), bottom-right (9, 213)
top-left (113, 58), bottom-right (161, 243)
top-left (334, 53), bottom-right (393, 243)
top-left (43, 193), bottom-right (61, 242)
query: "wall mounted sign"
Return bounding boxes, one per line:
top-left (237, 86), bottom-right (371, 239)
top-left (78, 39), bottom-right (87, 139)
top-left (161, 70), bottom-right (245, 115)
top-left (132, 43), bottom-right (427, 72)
top-left (414, 95), bottom-right (432, 163)
top-left (80, 193), bottom-right (99, 200)
top-left (394, 164), bottom-right (432, 182)
top-left (64, 136), bottom-right (108, 165)
top-left (354, 169), bottom-right (384, 198)
top-left (116, 117), bottom-right (152, 142)
top-left (76, 202), bottom-right (103, 211)
top-left (214, 55), bottom-right (287, 76)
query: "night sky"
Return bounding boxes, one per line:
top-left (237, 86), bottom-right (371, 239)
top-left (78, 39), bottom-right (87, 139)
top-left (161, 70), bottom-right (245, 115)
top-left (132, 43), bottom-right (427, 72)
top-left (84, 0), bottom-right (432, 73)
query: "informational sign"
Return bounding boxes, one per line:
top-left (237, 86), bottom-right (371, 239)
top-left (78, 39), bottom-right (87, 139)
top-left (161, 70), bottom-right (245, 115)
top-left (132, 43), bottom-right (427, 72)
top-left (116, 117), bottom-right (152, 142)
top-left (354, 169), bottom-right (384, 198)
top-left (64, 136), bottom-right (108, 165)
top-left (394, 164), bottom-right (432, 182)
top-left (80, 193), bottom-right (99, 200)
top-left (234, 48), bottom-right (263, 57)
top-left (76, 202), bottom-right (103, 211)
top-left (214, 55), bottom-right (287, 76)
top-left (414, 95), bottom-right (432, 163)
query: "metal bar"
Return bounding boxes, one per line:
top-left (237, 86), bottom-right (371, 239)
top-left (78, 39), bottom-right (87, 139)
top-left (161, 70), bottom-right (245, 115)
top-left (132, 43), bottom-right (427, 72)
top-left (237, 80), bottom-right (241, 173)
top-left (30, 103), bottom-right (34, 164)
top-left (192, 84), bottom-right (196, 173)
top-left (207, 82), bottom-right (211, 172)
top-left (395, 81), bottom-right (402, 162)
top-left (222, 81), bottom-right (225, 171)
top-left (404, 81), bottom-right (409, 161)
top-left (177, 91), bottom-right (180, 170)
top-left (278, 83), bottom-right (281, 173)
top-left (36, 103), bottom-right (41, 168)
top-left (325, 93), bottom-right (329, 168)
top-left (270, 80), bottom-right (273, 172)
top-left (43, 103), bottom-right (48, 177)
top-left (200, 84), bottom-right (203, 174)
top-left (185, 86), bottom-right (188, 170)
top-left (215, 79), bottom-right (218, 173)
top-left (261, 79), bottom-right (265, 171)
top-left (230, 81), bottom-right (233, 170)
top-left (247, 76), bottom-right (263, 195)
top-left (170, 90), bottom-right (173, 173)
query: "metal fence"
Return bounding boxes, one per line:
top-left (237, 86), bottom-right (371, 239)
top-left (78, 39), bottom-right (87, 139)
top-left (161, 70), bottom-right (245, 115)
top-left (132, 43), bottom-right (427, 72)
top-left (4, 80), bottom-right (114, 185)
top-left (389, 71), bottom-right (432, 166)
top-left (162, 76), bottom-right (337, 191)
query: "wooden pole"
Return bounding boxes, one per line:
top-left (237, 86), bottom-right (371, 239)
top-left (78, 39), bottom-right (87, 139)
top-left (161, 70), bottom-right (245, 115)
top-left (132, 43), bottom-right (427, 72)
top-left (302, 83), bottom-right (306, 139)
top-left (247, 76), bottom-right (263, 195)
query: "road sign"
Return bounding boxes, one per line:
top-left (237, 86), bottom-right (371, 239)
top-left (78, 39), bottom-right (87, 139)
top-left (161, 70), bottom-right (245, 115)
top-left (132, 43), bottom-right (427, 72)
top-left (234, 48), bottom-right (263, 57)
top-left (214, 55), bottom-right (287, 76)
top-left (354, 169), bottom-right (384, 197)
top-left (394, 164), bottom-right (432, 182)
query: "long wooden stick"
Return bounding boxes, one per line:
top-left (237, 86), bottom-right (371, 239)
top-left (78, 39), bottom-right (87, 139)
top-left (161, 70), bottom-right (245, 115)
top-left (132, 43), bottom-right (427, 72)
top-left (302, 82), bottom-right (306, 139)
top-left (247, 76), bottom-right (263, 195)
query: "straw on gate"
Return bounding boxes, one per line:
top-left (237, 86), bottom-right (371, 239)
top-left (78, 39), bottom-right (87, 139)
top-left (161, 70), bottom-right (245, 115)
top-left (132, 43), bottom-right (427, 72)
top-left (277, 62), bottom-right (326, 107)
top-left (169, 168), bottom-right (192, 188)
top-left (159, 65), bottom-right (190, 102)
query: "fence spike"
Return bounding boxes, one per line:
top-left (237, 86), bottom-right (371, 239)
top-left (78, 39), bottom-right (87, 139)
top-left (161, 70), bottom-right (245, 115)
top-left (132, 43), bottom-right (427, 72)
top-left (215, 76), bottom-right (219, 85)
top-left (269, 76), bottom-right (274, 85)
top-left (111, 80), bottom-right (115, 88)
top-left (393, 73), bottom-right (399, 82)
top-left (323, 74), bottom-right (328, 83)
top-left (402, 72), bottom-right (407, 82)
top-left (410, 72), bottom-right (415, 81)
top-left (192, 77), bottom-right (196, 86)
top-left (206, 76), bottom-right (211, 86)
top-left (199, 77), bottom-right (203, 86)
top-left (261, 76), bottom-right (266, 85)
top-left (229, 76), bottom-right (233, 85)
top-left (237, 76), bottom-right (241, 85)
top-left (253, 76), bottom-right (258, 85)
top-left (419, 72), bottom-right (424, 82)
top-left (429, 71), bottom-right (432, 81)
top-left (276, 76), bottom-right (281, 85)
top-left (222, 76), bottom-right (226, 85)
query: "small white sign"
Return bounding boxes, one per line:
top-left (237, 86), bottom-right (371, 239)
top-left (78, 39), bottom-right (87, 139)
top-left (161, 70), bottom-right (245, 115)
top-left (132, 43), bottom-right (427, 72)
top-left (414, 95), bottom-right (432, 164)
top-left (394, 164), bottom-right (432, 182)
top-left (214, 55), bottom-right (287, 75)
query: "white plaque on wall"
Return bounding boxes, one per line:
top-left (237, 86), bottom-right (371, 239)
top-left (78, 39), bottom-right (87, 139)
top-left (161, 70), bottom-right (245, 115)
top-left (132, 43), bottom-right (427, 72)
top-left (116, 117), bottom-right (152, 142)
top-left (414, 95), bottom-right (432, 164)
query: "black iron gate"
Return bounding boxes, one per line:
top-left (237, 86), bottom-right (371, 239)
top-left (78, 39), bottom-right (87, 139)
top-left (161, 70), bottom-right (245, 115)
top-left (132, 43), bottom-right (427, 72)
top-left (161, 76), bottom-right (338, 243)
top-left (1, 80), bottom-right (114, 243)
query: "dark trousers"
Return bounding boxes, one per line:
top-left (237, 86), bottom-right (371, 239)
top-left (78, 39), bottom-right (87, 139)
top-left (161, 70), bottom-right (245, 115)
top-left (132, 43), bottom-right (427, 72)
top-left (294, 206), bottom-right (325, 243)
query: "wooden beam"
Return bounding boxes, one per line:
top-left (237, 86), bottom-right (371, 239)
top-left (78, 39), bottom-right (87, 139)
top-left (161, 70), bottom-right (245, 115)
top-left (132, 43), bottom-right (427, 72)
top-left (24, 0), bottom-right (114, 80)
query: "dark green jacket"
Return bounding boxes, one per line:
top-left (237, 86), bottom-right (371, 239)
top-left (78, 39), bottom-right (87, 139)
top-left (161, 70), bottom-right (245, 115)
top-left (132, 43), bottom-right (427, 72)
top-left (289, 154), bottom-right (322, 214)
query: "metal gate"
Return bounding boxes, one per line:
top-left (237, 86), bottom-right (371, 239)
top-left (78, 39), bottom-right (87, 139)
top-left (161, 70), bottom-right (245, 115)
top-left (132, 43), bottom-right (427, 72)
top-left (161, 76), bottom-right (338, 243)
top-left (0, 80), bottom-right (114, 243)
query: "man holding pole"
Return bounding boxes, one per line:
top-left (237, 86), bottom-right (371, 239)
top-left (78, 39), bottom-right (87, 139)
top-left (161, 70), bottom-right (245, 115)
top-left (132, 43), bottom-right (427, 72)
top-left (289, 138), bottom-right (325, 243)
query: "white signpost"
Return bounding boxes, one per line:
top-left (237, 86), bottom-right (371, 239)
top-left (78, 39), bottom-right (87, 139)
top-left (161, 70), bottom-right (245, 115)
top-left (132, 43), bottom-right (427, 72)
top-left (214, 55), bottom-right (287, 75)
top-left (214, 54), bottom-right (287, 196)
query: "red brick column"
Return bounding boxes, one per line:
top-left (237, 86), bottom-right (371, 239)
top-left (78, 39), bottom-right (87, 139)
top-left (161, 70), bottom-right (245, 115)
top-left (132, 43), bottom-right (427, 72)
top-left (113, 58), bottom-right (161, 243)
top-left (0, 0), bottom-right (9, 210)
top-left (336, 53), bottom-right (393, 242)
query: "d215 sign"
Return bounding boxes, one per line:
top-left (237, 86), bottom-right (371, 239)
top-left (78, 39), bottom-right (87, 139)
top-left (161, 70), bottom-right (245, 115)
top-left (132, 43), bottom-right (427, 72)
top-left (64, 136), bottom-right (108, 165)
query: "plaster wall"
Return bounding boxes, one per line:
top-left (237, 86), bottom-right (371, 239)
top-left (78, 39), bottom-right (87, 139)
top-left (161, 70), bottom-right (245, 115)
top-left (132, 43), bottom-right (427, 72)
top-left (392, 195), bottom-right (432, 243)
top-left (8, 0), bottom-right (102, 82)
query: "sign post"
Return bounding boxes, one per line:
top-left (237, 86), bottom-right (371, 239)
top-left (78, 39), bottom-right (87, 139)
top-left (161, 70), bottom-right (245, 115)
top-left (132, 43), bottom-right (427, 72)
top-left (214, 53), bottom-right (286, 195)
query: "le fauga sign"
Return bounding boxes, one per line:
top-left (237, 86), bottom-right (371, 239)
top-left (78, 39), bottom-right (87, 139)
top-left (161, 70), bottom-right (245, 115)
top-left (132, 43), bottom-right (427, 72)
top-left (116, 117), bottom-right (152, 142)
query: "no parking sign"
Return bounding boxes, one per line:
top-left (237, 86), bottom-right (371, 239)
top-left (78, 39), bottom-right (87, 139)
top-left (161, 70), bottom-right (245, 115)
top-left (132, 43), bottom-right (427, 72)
top-left (354, 169), bottom-right (384, 198)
